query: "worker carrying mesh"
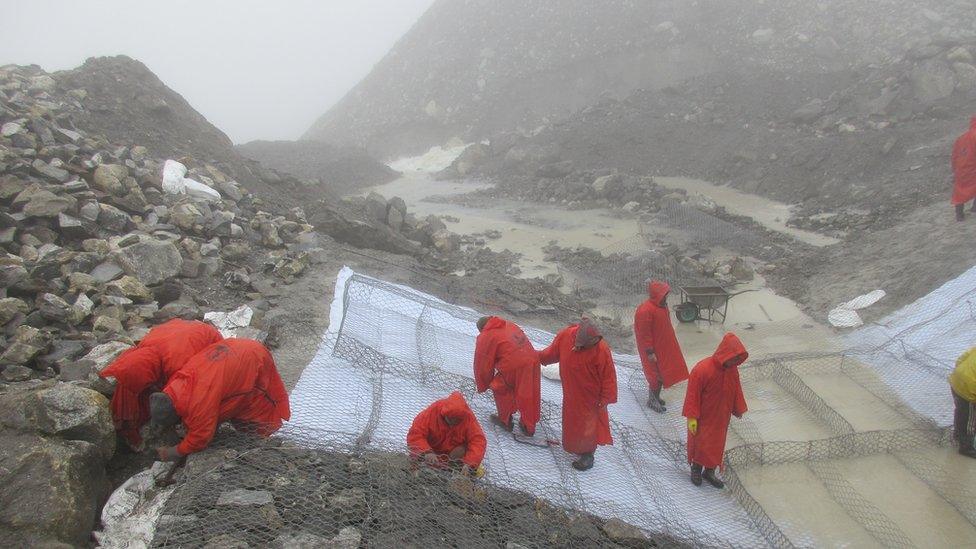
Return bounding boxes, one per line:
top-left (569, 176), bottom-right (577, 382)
top-left (539, 318), bottom-right (618, 472)
top-left (149, 338), bottom-right (291, 461)
top-left (100, 319), bottom-right (223, 448)
top-left (683, 333), bottom-right (749, 489)
top-left (473, 316), bottom-right (541, 436)
top-left (407, 391), bottom-right (487, 477)
top-left (634, 280), bottom-right (689, 413)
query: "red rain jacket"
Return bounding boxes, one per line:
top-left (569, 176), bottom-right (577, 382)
top-left (163, 339), bottom-right (290, 456)
top-left (952, 117), bottom-right (976, 205)
top-left (634, 281), bottom-right (689, 389)
top-left (100, 319), bottom-right (223, 445)
top-left (474, 317), bottom-right (541, 431)
top-left (538, 324), bottom-right (618, 454)
top-left (406, 391), bottom-right (487, 468)
top-left (682, 333), bottom-right (748, 470)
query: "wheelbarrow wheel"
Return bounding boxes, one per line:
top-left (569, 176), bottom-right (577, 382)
top-left (675, 302), bottom-right (700, 323)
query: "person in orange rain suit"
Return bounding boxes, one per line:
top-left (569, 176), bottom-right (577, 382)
top-left (474, 316), bottom-right (542, 436)
top-left (99, 319), bottom-right (223, 448)
top-left (634, 280), bottom-right (689, 413)
top-left (682, 333), bottom-right (748, 489)
top-left (407, 391), bottom-right (487, 475)
top-left (149, 338), bottom-right (290, 461)
top-left (538, 318), bottom-right (617, 471)
top-left (952, 117), bottom-right (976, 221)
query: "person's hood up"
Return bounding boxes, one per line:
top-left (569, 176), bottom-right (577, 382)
top-left (439, 391), bottom-right (469, 421)
top-left (483, 316), bottom-right (506, 332)
top-left (574, 318), bottom-right (603, 348)
top-left (648, 280), bottom-right (670, 305)
top-left (712, 333), bottom-right (748, 368)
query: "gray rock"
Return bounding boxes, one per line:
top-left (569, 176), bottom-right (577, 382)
top-left (92, 164), bottom-right (128, 195)
top-left (386, 205), bottom-right (405, 231)
top-left (2, 365), bottom-right (32, 382)
top-left (1, 121), bottom-right (23, 137)
top-left (601, 518), bottom-right (647, 543)
top-left (22, 189), bottom-right (76, 218)
top-left (90, 261), bottom-right (124, 283)
top-left (275, 533), bottom-right (330, 549)
top-left (330, 527), bottom-right (362, 549)
top-left (97, 203), bottom-right (131, 232)
top-left (81, 341), bottom-right (131, 377)
top-left (953, 62), bottom-right (976, 91)
top-left (33, 383), bottom-right (115, 458)
top-left (203, 534), bottom-right (251, 549)
top-left (329, 487), bottom-right (366, 509)
top-left (114, 239), bottom-right (183, 285)
top-left (106, 275), bottom-right (153, 303)
top-left (216, 489), bottom-right (274, 507)
top-left (0, 326), bottom-right (47, 365)
top-left (431, 229), bottom-right (460, 254)
top-left (37, 293), bottom-right (73, 324)
top-left (0, 297), bottom-right (29, 325)
top-left (947, 46), bottom-right (974, 64)
top-left (0, 264), bottom-right (28, 289)
top-left (365, 192), bottom-right (389, 222)
top-left (0, 432), bottom-right (110, 547)
top-left (92, 316), bottom-right (124, 340)
top-left (30, 159), bottom-right (70, 183)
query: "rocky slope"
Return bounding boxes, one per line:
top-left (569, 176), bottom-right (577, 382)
top-left (305, 0), bottom-right (973, 157)
top-left (237, 140), bottom-right (397, 196)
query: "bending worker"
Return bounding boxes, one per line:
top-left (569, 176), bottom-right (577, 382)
top-left (474, 316), bottom-right (541, 436)
top-left (100, 319), bottom-right (223, 448)
top-left (950, 348), bottom-right (976, 458)
top-left (407, 391), bottom-right (487, 476)
top-left (682, 333), bottom-right (748, 489)
top-left (149, 338), bottom-right (291, 461)
top-left (539, 318), bottom-right (617, 471)
top-left (634, 280), bottom-right (689, 413)
top-left (951, 116), bottom-right (976, 221)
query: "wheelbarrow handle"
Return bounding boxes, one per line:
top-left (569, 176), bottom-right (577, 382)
top-left (727, 289), bottom-right (760, 298)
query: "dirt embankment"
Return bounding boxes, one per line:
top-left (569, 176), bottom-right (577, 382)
top-left (236, 140), bottom-right (398, 196)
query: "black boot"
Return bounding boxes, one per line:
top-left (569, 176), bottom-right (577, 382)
top-left (518, 420), bottom-right (535, 436)
top-left (489, 414), bottom-right (513, 432)
top-left (702, 468), bottom-right (725, 489)
top-left (572, 452), bottom-right (595, 471)
top-left (647, 385), bottom-right (666, 413)
top-left (960, 444), bottom-right (976, 459)
top-left (690, 463), bottom-right (703, 486)
top-left (957, 204), bottom-right (966, 221)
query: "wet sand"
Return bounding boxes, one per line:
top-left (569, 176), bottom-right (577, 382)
top-left (654, 176), bottom-right (841, 247)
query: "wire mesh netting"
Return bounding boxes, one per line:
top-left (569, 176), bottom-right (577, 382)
top-left (152, 268), bottom-right (976, 548)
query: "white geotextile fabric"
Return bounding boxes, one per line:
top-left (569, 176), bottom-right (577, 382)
top-left (846, 265), bottom-right (976, 427)
top-left (286, 267), bottom-right (769, 547)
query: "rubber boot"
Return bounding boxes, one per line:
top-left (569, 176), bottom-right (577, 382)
top-left (690, 463), bottom-right (703, 486)
top-left (960, 447), bottom-right (976, 459)
top-left (702, 468), bottom-right (725, 489)
top-left (489, 414), bottom-right (513, 432)
top-left (647, 385), bottom-right (666, 413)
top-left (957, 204), bottom-right (966, 222)
top-left (572, 452), bottom-right (595, 471)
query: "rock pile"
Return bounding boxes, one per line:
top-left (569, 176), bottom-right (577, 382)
top-left (344, 191), bottom-right (462, 254)
top-left (0, 64), bottom-right (320, 386)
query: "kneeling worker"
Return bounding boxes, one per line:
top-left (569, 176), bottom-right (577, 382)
top-left (150, 338), bottom-right (291, 461)
top-left (474, 316), bottom-right (541, 435)
top-left (407, 391), bottom-right (487, 476)
top-left (951, 347), bottom-right (976, 458)
top-left (100, 319), bottom-right (223, 448)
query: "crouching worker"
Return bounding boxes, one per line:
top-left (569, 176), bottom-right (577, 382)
top-left (539, 318), bottom-right (617, 471)
top-left (950, 348), bottom-right (976, 458)
top-left (407, 391), bottom-right (487, 477)
top-left (474, 316), bottom-right (541, 436)
top-left (149, 338), bottom-right (291, 461)
top-left (100, 319), bottom-right (223, 448)
top-left (682, 333), bottom-right (748, 489)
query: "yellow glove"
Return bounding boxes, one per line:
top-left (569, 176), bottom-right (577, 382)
top-left (687, 418), bottom-right (698, 435)
top-left (475, 465), bottom-right (486, 479)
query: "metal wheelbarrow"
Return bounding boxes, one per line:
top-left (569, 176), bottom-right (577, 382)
top-left (674, 286), bottom-right (755, 324)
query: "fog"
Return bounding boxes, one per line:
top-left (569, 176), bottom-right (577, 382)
top-left (0, 0), bottom-right (434, 143)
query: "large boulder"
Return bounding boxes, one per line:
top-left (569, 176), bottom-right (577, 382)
top-left (0, 382), bottom-right (114, 546)
top-left (0, 433), bottom-right (110, 547)
top-left (114, 239), bottom-right (184, 285)
top-left (92, 164), bottom-right (129, 195)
